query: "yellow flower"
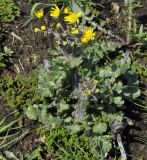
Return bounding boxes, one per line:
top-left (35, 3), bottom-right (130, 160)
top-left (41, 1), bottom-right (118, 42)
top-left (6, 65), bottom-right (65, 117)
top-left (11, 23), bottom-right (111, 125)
top-left (83, 84), bottom-right (88, 89)
top-left (35, 9), bottom-right (44, 19)
top-left (64, 12), bottom-right (81, 24)
top-left (41, 25), bottom-right (46, 31)
top-left (87, 90), bottom-right (92, 95)
top-left (93, 80), bottom-right (99, 84)
top-left (82, 90), bottom-right (92, 96)
top-left (63, 7), bottom-right (70, 14)
top-left (95, 88), bottom-right (100, 93)
top-left (34, 27), bottom-right (40, 32)
top-left (56, 22), bottom-right (61, 28)
top-left (56, 40), bottom-right (61, 45)
top-left (81, 27), bottom-right (96, 43)
top-left (71, 28), bottom-right (79, 35)
top-left (50, 5), bottom-right (61, 19)
top-left (63, 41), bottom-right (67, 46)
top-left (81, 37), bottom-right (88, 43)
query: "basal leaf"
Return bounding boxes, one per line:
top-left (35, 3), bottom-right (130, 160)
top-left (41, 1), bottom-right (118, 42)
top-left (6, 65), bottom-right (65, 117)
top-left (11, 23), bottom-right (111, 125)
top-left (114, 96), bottom-right (124, 107)
top-left (93, 122), bottom-right (107, 134)
top-left (59, 99), bottom-right (69, 113)
top-left (26, 104), bottom-right (39, 120)
top-left (66, 124), bottom-right (82, 135)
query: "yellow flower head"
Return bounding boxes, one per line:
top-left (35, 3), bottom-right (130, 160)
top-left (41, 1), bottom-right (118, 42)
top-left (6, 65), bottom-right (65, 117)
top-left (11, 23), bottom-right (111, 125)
top-left (63, 41), bottom-right (67, 46)
top-left (34, 27), bottom-right (40, 32)
top-left (50, 5), bottom-right (61, 19)
top-left (71, 28), bottom-right (79, 35)
top-left (64, 12), bottom-right (81, 24)
top-left (41, 25), bottom-right (46, 31)
top-left (93, 80), bottom-right (99, 84)
top-left (81, 27), bottom-right (96, 43)
top-left (63, 7), bottom-right (71, 14)
top-left (56, 22), bottom-right (61, 28)
top-left (95, 88), bottom-right (100, 93)
top-left (35, 9), bottom-right (44, 19)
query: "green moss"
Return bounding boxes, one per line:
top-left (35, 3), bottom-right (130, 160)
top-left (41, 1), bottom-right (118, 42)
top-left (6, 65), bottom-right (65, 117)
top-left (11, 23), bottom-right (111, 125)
top-left (0, 0), bottom-right (20, 23)
top-left (45, 126), bottom-right (94, 160)
top-left (0, 72), bottom-right (38, 110)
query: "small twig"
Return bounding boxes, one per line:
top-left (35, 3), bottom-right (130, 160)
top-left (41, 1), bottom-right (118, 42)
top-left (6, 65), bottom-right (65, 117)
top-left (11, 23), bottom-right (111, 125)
top-left (18, 59), bottom-right (25, 70)
top-left (31, 23), bottom-right (36, 48)
top-left (117, 133), bottom-right (127, 160)
top-left (13, 63), bottom-right (21, 74)
top-left (130, 42), bottom-right (145, 48)
top-left (9, 32), bottom-right (24, 43)
top-left (0, 129), bottom-right (29, 150)
top-left (95, 3), bottom-right (104, 8)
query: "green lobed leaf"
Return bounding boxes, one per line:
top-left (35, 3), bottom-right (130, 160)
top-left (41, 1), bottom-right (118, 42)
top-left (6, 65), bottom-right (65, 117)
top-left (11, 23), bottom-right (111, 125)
top-left (91, 136), bottom-right (111, 158)
top-left (93, 122), bottom-right (107, 134)
top-left (113, 96), bottom-right (124, 107)
top-left (59, 99), bottom-right (69, 113)
top-left (26, 104), bottom-right (39, 120)
top-left (66, 124), bottom-right (82, 135)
